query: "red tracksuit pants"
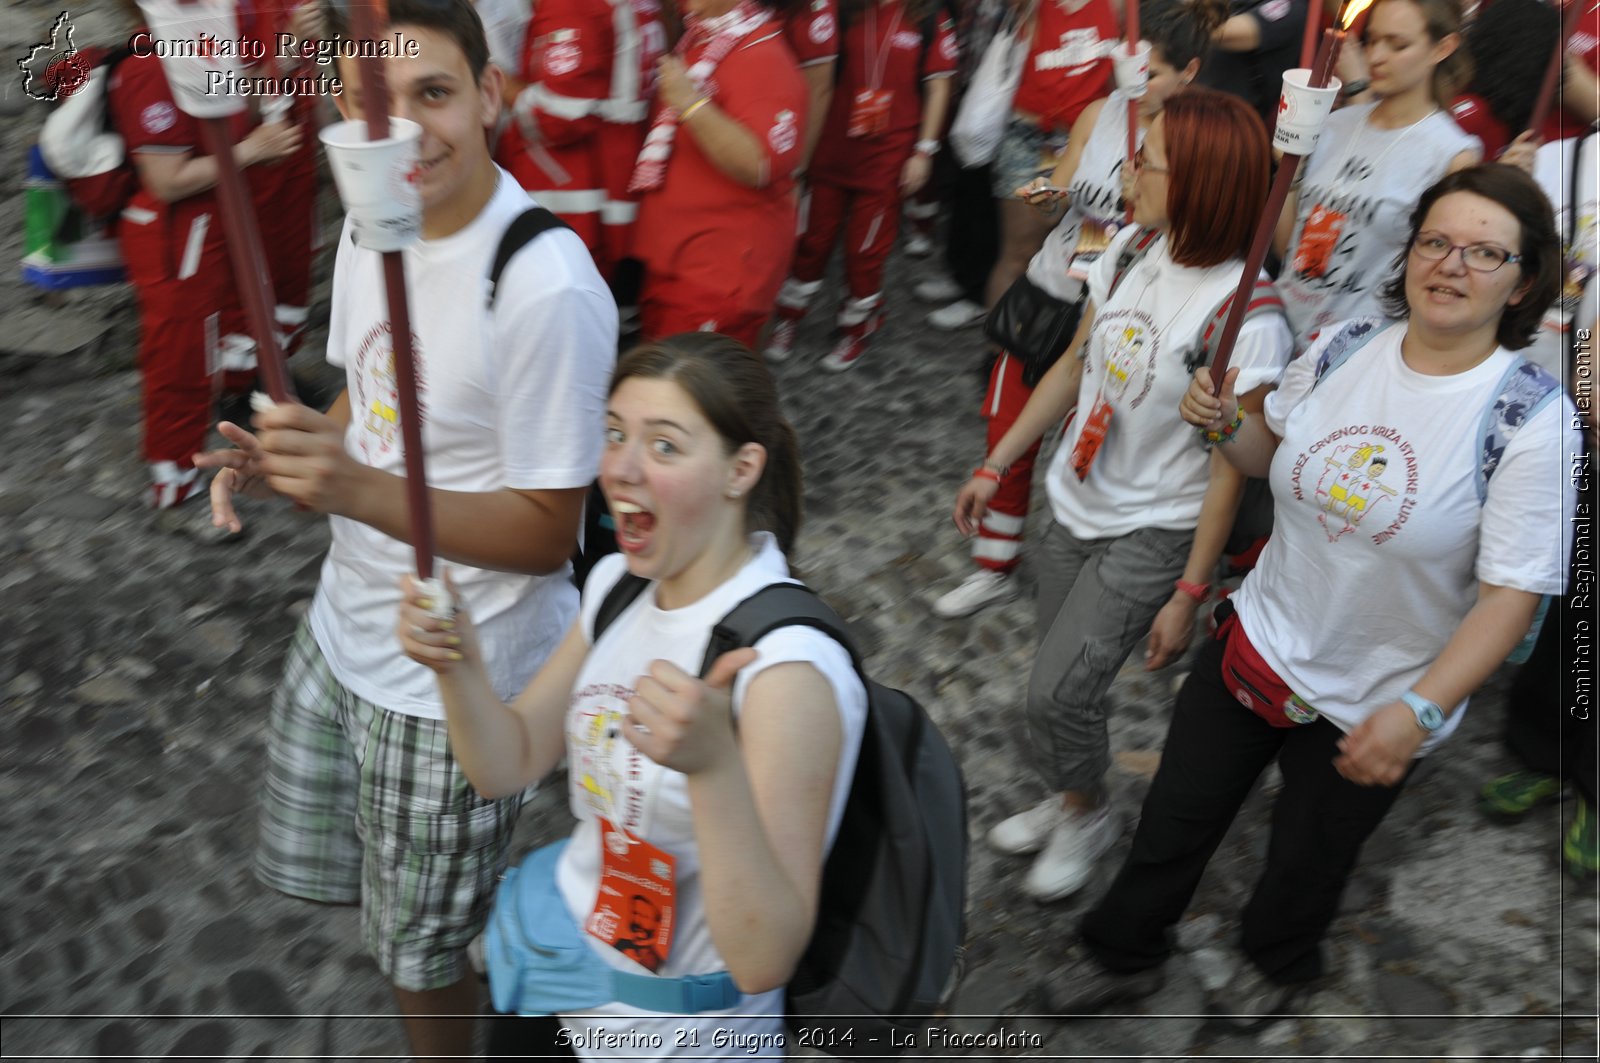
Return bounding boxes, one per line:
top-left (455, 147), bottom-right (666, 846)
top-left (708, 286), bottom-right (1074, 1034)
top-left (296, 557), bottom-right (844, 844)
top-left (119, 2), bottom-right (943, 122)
top-left (121, 205), bottom-right (230, 467)
top-left (976, 350), bottom-right (1043, 575)
top-left (790, 177), bottom-right (901, 302)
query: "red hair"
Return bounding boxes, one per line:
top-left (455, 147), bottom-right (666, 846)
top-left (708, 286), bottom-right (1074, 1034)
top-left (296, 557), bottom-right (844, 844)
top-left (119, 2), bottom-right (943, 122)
top-left (1162, 90), bottom-right (1270, 268)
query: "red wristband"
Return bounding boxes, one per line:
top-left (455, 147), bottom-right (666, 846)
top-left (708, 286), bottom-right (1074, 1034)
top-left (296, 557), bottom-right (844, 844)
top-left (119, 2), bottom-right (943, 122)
top-left (972, 466), bottom-right (1003, 483)
top-left (1175, 579), bottom-right (1210, 603)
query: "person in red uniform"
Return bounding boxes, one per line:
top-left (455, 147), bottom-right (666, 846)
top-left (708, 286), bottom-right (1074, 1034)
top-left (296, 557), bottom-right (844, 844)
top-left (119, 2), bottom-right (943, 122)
top-left (767, 0), bottom-right (958, 370)
top-left (497, 0), bottom-right (648, 274)
top-left (236, 0), bottom-right (323, 358)
top-left (981, 0), bottom-right (1114, 321)
top-left (597, 0), bottom-right (667, 275)
top-left (631, 0), bottom-right (808, 345)
top-left (110, 28), bottom-right (301, 508)
top-left (784, 0), bottom-right (844, 167)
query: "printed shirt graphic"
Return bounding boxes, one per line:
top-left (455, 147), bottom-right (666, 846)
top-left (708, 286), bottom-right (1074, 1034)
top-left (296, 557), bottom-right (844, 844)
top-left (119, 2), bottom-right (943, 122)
top-left (1025, 88), bottom-right (1143, 300)
top-left (1011, 0), bottom-right (1115, 131)
top-left (554, 542), bottom-right (866, 1059)
top-left (1234, 324), bottom-right (1576, 754)
top-left (308, 171), bottom-right (616, 719)
top-left (1045, 227), bottom-right (1292, 538)
top-left (1278, 103), bottom-right (1480, 347)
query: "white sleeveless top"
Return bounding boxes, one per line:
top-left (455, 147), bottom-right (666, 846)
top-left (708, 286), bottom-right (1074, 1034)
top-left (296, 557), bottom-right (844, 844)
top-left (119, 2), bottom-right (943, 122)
top-left (1278, 102), bottom-right (1480, 348)
top-left (1026, 88), bottom-right (1145, 302)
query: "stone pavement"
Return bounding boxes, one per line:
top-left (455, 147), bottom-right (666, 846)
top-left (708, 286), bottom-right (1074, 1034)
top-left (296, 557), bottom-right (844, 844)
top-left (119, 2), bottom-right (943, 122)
top-left (1, 3), bottom-right (1597, 1058)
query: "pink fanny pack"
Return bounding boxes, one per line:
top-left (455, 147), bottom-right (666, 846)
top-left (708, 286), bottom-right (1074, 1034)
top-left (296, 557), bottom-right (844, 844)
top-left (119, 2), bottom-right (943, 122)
top-left (1216, 607), bottom-right (1319, 728)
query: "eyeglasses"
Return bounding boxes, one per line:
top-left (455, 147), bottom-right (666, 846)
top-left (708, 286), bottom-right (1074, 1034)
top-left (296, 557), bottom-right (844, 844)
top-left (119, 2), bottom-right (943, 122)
top-left (1132, 147), bottom-right (1168, 174)
top-left (1410, 231), bottom-right (1521, 272)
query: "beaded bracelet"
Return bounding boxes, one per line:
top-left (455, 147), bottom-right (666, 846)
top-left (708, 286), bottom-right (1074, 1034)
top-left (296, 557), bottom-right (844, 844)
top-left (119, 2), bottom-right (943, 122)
top-left (1201, 407), bottom-right (1245, 445)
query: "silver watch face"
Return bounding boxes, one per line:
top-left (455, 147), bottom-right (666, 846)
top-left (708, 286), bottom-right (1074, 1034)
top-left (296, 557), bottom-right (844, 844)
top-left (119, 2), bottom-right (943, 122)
top-left (1418, 704), bottom-right (1444, 731)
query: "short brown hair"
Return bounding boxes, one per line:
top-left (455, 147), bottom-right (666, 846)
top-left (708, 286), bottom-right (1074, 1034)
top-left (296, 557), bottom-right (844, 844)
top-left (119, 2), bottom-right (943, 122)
top-left (1161, 89), bottom-right (1270, 268)
top-left (610, 334), bottom-right (804, 554)
top-left (1379, 164), bottom-right (1562, 351)
top-left (323, 0), bottom-right (489, 81)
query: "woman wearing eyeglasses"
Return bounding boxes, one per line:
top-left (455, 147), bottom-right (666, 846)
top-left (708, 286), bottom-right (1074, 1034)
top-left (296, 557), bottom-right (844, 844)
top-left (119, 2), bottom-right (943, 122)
top-left (1274, 0), bottom-right (1481, 349)
top-left (1045, 164), bottom-right (1578, 1027)
top-left (952, 88), bottom-right (1292, 904)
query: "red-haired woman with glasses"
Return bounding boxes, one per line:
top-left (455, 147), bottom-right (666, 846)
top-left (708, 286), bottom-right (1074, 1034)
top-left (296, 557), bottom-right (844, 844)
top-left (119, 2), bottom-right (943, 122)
top-left (951, 88), bottom-right (1292, 906)
top-left (1052, 164), bottom-right (1579, 1029)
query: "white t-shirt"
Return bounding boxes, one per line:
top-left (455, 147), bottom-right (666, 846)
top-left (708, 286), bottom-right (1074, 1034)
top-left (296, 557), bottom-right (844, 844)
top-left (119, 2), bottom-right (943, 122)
top-left (308, 171), bottom-right (618, 719)
top-left (1236, 323), bottom-right (1578, 753)
top-left (556, 538), bottom-right (868, 1059)
top-left (1279, 103), bottom-right (1481, 348)
top-left (1528, 134), bottom-right (1600, 376)
top-left (1025, 88), bottom-right (1142, 302)
top-left (1045, 226), bottom-right (1293, 538)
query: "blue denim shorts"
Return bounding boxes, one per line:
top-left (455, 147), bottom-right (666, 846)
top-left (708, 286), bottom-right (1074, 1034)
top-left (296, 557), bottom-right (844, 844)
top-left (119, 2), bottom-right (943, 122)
top-left (991, 117), bottom-right (1071, 199)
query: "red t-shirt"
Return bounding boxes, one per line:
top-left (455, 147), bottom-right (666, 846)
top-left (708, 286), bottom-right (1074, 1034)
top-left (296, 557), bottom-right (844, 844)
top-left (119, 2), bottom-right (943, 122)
top-left (1011, 0), bottom-right (1115, 132)
top-left (1450, 92), bottom-right (1509, 159)
top-left (810, 4), bottom-right (958, 186)
top-left (634, 26), bottom-right (806, 312)
top-left (785, 0), bottom-right (841, 67)
top-left (1544, 3), bottom-right (1600, 143)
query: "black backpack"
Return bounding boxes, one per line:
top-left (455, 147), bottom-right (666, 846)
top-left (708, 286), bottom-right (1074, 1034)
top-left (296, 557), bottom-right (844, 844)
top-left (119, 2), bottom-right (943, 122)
top-left (594, 574), bottom-right (968, 1056)
top-left (487, 206), bottom-right (618, 589)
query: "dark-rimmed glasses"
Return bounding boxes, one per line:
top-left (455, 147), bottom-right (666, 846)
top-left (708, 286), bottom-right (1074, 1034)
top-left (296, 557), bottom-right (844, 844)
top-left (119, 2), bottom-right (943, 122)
top-left (1410, 231), bottom-right (1521, 272)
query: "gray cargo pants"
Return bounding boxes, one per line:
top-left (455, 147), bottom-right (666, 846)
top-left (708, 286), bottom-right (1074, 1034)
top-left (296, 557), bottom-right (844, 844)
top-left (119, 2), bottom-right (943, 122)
top-left (1026, 520), bottom-right (1194, 795)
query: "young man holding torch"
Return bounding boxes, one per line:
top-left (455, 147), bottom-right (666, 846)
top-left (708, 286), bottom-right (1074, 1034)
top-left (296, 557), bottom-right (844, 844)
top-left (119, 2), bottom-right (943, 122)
top-left (194, 2), bottom-right (618, 1057)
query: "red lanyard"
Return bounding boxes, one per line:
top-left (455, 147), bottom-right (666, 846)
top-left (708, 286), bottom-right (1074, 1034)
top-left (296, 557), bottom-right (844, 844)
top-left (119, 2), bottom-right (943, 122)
top-left (863, 2), bottom-right (905, 92)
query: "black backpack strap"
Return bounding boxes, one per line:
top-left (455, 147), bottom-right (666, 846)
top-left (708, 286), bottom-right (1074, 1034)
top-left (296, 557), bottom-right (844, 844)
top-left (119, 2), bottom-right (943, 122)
top-left (592, 572), bottom-right (650, 642)
top-left (487, 206), bottom-right (571, 308)
top-left (1107, 227), bottom-right (1161, 302)
top-left (700, 583), bottom-right (866, 678)
top-left (1193, 277), bottom-right (1285, 373)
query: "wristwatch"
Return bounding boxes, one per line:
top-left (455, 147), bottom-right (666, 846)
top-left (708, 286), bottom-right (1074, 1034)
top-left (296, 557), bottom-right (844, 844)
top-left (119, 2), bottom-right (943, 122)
top-left (1400, 690), bottom-right (1445, 732)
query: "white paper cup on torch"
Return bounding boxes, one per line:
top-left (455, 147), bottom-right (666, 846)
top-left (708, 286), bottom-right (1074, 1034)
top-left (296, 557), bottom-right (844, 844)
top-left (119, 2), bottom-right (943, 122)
top-left (415, 577), bottom-right (456, 622)
top-left (136, 0), bottom-right (248, 117)
top-left (319, 119), bottom-right (424, 252)
top-left (1273, 69), bottom-right (1342, 156)
top-left (1112, 40), bottom-right (1152, 98)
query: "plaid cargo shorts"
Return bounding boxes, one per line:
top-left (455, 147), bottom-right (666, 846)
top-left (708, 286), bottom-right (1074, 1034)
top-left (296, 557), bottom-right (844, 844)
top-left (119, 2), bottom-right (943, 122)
top-left (255, 621), bottom-right (527, 992)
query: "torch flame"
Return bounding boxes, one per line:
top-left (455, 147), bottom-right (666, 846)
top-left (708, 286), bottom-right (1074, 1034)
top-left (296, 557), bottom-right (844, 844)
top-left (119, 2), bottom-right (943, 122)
top-left (1339, 0), bottom-right (1376, 29)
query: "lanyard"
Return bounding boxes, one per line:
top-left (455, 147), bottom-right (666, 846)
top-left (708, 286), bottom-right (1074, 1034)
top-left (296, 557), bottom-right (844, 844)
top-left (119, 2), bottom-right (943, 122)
top-left (864, 2), bottom-right (905, 93)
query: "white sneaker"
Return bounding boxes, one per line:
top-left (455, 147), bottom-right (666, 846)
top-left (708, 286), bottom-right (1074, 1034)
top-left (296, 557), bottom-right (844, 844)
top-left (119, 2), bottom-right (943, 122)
top-left (927, 298), bottom-right (985, 330)
top-left (765, 318), bottom-right (799, 363)
top-left (1024, 806), bottom-right (1124, 902)
top-left (914, 275), bottom-right (963, 303)
top-left (987, 796), bottom-right (1065, 856)
top-left (933, 570), bottom-right (1017, 619)
top-left (905, 231), bottom-right (935, 257)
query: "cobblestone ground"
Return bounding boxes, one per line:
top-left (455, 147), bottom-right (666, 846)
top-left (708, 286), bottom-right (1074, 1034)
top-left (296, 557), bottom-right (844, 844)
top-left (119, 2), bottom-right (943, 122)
top-left (2, 2), bottom-right (1597, 1059)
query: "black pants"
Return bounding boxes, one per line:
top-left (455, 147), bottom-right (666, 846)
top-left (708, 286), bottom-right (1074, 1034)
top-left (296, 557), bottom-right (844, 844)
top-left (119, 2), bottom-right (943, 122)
top-left (941, 159), bottom-right (999, 304)
top-left (485, 1013), bottom-right (576, 1059)
top-left (1500, 458), bottom-right (1598, 806)
top-left (1081, 631), bottom-right (1414, 985)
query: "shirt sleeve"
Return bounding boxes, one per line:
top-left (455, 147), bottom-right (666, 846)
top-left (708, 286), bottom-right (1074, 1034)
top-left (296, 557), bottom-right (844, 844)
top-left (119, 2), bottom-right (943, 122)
top-left (324, 218), bottom-right (355, 369)
top-left (925, 15), bottom-right (960, 79)
top-left (1476, 396), bottom-right (1580, 595)
top-left (1263, 331), bottom-right (1324, 436)
top-left (492, 230), bottom-right (620, 489)
top-left (784, 0), bottom-right (840, 68)
top-left (111, 54), bottom-right (198, 154)
top-left (716, 43), bottom-right (808, 182)
top-left (1230, 305), bottom-right (1294, 397)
